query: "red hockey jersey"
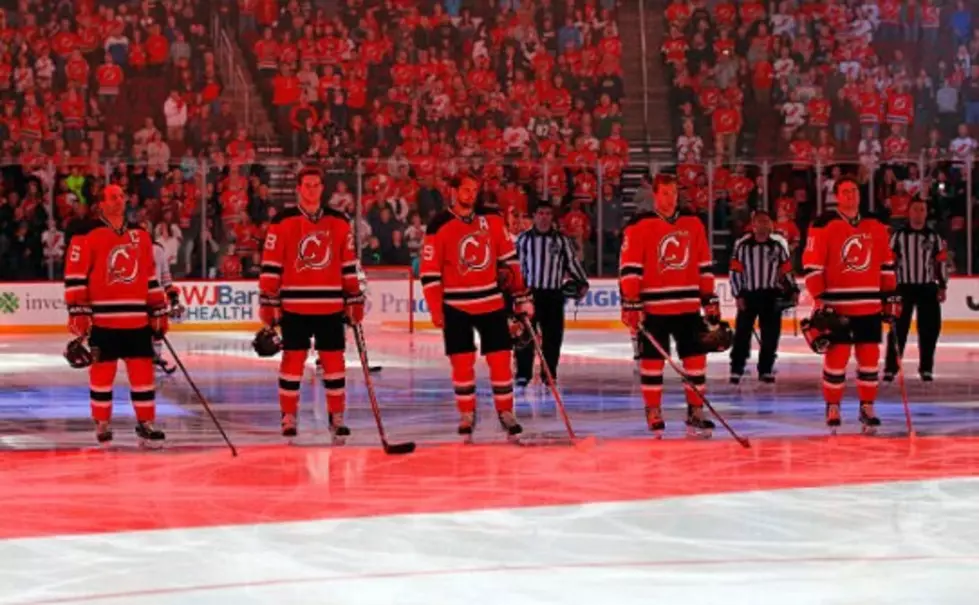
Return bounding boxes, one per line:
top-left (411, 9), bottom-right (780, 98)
top-left (802, 211), bottom-right (896, 316)
top-left (64, 219), bottom-right (165, 329)
top-left (259, 206), bottom-right (359, 315)
top-left (420, 208), bottom-right (524, 316)
top-left (619, 211), bottom-right (714, 315)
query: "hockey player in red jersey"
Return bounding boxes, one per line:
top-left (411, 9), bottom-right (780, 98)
top-left (619, 174), bottom-right (719, 437)
top-left (802, 176), bottom-right (898, 433)
top-left (259, 167), bottom-right (363, 439)
top-left (420, 177), bottom-right (533, 438)
top-left (63, 184), bottom-right (170, 446)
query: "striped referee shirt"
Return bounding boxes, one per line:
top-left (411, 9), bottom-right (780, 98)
top-left (890, 226), bottom-right (949, 287)
top-left (515, 227), bottom-right (588, 290)
top-left (729, 234), bottom-right (792, 297)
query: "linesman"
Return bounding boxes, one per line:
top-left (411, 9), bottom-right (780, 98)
top-left (729, 211), bottom-right (795, 384)
top-left (514, 202), bottom-right (589, 387)
top-left (884, 198), bottom-right (948, 382)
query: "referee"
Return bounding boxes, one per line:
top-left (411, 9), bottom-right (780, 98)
top-left (728, 211), bottom-right (794, 384)
top-left (884, 198), bottom-right (948, 382)
top-left (514, 202), bottom-right (589, 387)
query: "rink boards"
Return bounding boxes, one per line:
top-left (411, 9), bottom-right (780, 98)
top-left (1, 277), bottom-right (978, 333)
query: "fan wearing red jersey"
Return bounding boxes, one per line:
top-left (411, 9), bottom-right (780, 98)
top-left (63, 185), bottom-right (169, 447)
top-left (420, 177), bottom-right (533, 439)
top-left (258, 167), bottom-right (363, 440)
top-left (802, 177), bottom-right (898, 434)
top-left (619, 174), bottom-right (719, 437)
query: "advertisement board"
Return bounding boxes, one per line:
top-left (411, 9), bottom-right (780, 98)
top-left (1, 278), bottom-right (978, 334)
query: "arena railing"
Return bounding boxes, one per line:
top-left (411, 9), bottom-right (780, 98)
top-left (0, 152), bottom-right (973, 284)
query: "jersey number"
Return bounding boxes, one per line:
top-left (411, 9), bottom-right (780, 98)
top-left (69, 245), bottom-right (81, 263)
top-left (264, 233), bottom-right (277, 251)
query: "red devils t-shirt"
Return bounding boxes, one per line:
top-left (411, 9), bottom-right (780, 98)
top-left (146, 34), bottom-right (169, 64)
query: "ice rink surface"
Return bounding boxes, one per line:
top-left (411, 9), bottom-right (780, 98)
top-left (1, 327), bottom-right (978, 604)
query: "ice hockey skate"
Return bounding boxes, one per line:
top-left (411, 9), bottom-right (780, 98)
top-left (645, 405), bottom-right (665, 438)
top-left (685, 405), bottom-right (714, 439)
top-left (826, 403), bottom-right (842, 435)
top-left (281, 413), bottom-right (298, 440)
top-left (859, 402), bottom-right (881, 435)
top-left (329, 412), bottom-right (351, 444)
top-left (135, 422), bottom-right (165, 449)
top-left (94, 421), bottom-right (113, 447)
top-left (457, 411), bottom-right (476, 443)
top-left (498, 410), bottom-right (523, 440)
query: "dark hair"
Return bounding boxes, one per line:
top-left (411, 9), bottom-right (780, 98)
top-left (833, 176), bottom-right (858, 194)
top-left (535, 201), bottom-right (554, 213)
top-left (296, 166), bottom-right (323, 186)
top-left (909, 197), bottom-right (928, 207)
top-left (653, 173), bottom-right (677, 192)
top-left (751, 210), bottom-right (772, 220)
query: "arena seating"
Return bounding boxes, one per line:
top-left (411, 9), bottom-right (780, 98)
top-left (0, 0), bottom-right (259, 281)
top-left (662, 0), bottom-right (971, 273)
top-left (237, 0), bottom-right (625, 274)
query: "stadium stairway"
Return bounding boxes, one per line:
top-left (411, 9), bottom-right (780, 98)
top-left (620, 0), bottom-right (674, 159)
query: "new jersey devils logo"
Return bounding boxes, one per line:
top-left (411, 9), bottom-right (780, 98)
top-left (296, 231), bottom-right (332, 271)
top-left (841, 234), bottom-right (872, 272)
top-left (107, 244), bottom-right (139, 285)
top-left (458, 233), bottom-right (491, 275)
top-left (658, 231), bottom-right (690, 271)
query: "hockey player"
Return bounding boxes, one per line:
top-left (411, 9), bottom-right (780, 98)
top-left (63, 184), bottom-right (170, 446)
top-left (619, 173), bottom-right (719, 437)
top-left (420, 176), bottom-right (533, 438)
top-left (802, 176), bottom-right (898, 433)
top-left (151, 231), bottom-right (184, 374)
top-left (259, 167), bottom-right (364, 439)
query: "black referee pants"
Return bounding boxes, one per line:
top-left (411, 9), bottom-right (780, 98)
top-left (885, 284), bottom-right (942, 375)
top-left (516, 289), bottom-right (565, 384)
top-left (730, 290), bottom-right (782, 376)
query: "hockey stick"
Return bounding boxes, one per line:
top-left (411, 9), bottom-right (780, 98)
top-left (521, 317), bottom-right (576, 441)
top-left (887, 319), bottom-right (916, 438)
top-left (351, 323), bottom-right (416, 455)
top-left (161, 336), bottom-right (238, 457)
top-left (792, 306), bottom-right (799, 337)
top-left (636, 325), bottom-right (751, 449)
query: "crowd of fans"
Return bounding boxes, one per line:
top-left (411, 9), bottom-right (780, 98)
top-left (7, 0), bottom-right (979, 283)
top-left (1, 0), bottom-right (628, 281)
top-left (0, 0), bottom-right (269, 281)
top-left (237, 0), bottom-right (627, 275)
top-left (663, 0), bottom-right (979, 273)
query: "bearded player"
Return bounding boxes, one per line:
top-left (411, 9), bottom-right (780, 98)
top-left (258, 167), bottom-right (364, 439)
top-left (802, 176), bottom-right (898, 433)
top-left (420, 177), bottom-right (533, 439)
top-left (619, 173), bottom-right (719, 438)
top-left (63, 184), bottom-right (169, 446)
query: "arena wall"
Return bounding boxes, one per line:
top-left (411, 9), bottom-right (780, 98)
top-left (1, 279), bottom-right (977, 335)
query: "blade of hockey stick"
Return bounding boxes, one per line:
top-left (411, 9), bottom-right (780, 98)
top-left (384, 442), bottom-right (416, 454)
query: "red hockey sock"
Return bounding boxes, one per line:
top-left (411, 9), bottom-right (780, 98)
top-left (450, 352), bottom-right (477, 413)
top-left (318, 350), bottom-right (346, 414)
top-left (125, 357), bottom-right (156, 423)
top-left (278, 350), bottom-right (306, 416)
top-left (822, 344), bottom-right (851, 404)
top-left (639, 359), bottom-right (664, 409)
top-left (854, 343), bottom-right (880, 403)
top-left (486, 350), bottom-right (514, 412)
top-left (89, 360), bottom-right (117, 422)
top-left (681, 355), bottom-right (707, 408)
